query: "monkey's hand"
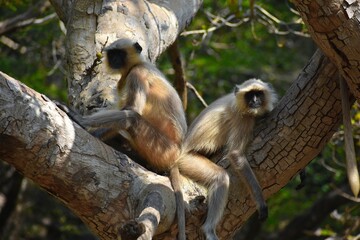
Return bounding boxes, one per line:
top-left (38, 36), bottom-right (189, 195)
top-left (54, 101), bottom-right (87, 129)
top-left (118, 220), bottom-right (145, 240)
top-left (258, 204), bottom-right (268, 221)
top-left (295, 169), bottom-right (306, 190)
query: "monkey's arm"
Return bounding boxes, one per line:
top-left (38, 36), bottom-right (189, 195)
top-left (55, 102), bottom-right (138, 141)
top-left (122, 70), bottom-right (147, 114)
top-left (55, 101), bottom-right (87, 128)
top-left (55, 102), bottom-right (139, 130)
top-left (228, 151), bottom-right (268, 220)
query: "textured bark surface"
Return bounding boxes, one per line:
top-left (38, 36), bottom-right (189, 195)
top-left (0, 72), bottom-right (182, 239)
top-left (293, 0), bottom-right (360, 99)
top-left (0, 51), bottom-right (345, 239)
top-left (49, 0), bottom-right (202, 113)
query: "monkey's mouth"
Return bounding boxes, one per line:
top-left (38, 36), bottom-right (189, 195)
top-left (249, 102), bottom-right (262, 109)
top-left (247, 107), bottom-right (265, 116)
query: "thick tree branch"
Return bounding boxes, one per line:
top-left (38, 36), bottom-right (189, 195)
top-left (51, 0), bottom-right (202, 111)
top-left (293, 0), bottom-right (360, 100)
top-left (2, 0), bottom-right (356, 239)
top-left (167, 40), bottom-right (188, 109)
top-left (0, 50), bottom-right (346, 239)
top-left (48, 0), bottom-right (71, 23)
top-left (0, 72), bottom-right (185, 239)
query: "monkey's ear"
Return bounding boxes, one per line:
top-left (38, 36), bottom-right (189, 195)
top-left (133, 42), bottom-right (143, 54)
top-left (234, 85), bottom-right (240, 94)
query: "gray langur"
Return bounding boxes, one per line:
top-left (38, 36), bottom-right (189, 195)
top-left (183, 78), bottom-right (278, 235)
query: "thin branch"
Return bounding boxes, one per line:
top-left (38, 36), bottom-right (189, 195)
top-left (0, 36), bottom-right (27, 53)
top-left (181, 5), bottom-right (310, 39)
top-left (186, 82), bottom-right (208, 107)
top-left (0, 0), bottom-right (52, 35)
top-left (167, 40), bottom-right (188, 109)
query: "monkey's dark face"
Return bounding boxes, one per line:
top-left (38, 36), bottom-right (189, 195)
top-left (106, 41), bottom-right (143, 72)
top-left (234, 79), bottom-right (277, 116)
top-left (245, 90), bottom-right (265, 109)
top-left (107, 48), bottom-right (128, 70)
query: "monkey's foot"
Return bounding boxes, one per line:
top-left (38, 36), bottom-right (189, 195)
top-left (295, 169), bottom-right (307, 190)
top-left (257, 204), bottom-right (268, 221)
top-left (119, 220), bottom-right (145, 240)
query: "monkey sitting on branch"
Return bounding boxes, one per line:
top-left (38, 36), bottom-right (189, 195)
top-left (183, 78), bottom-right (278, 223)
top-left (59, 39), bottom-right (231, 240)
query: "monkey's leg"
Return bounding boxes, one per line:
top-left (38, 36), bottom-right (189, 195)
top-left (81, 109), bottom-right (139, 129)
top-left (228, 151), bottom-right (268, 220)
top-left (295, 169), bottom-right (306, 190)
top-left (169, 166), bottom-right (186, 240)
top-left (178, 153), bottom-right (230, 240)
top-left (80, 109), bottom-right (186, 239)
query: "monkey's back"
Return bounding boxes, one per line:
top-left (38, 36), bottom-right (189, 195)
top-left (125, 63), bottom-right (187, 144)
top-left (184, 94), bottom-right (235, 154)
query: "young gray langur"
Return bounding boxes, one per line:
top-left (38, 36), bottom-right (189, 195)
top-left (183, 78), bottom-right (278, 239)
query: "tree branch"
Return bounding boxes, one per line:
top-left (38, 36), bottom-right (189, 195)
top-left (54, 0), bottom-right (202, 111)
top-left (293, 0), bottom-right (360, 100)
top-left (0, 49), bottom-right (346, 239)
top-left (0, 72), bottom-right (185, 239)
top-left (167, 40), bottom-right (188, 109)
top-left (0, 0), bottom-right (52, 35)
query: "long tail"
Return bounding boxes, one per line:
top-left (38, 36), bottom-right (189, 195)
top-left (169, 166), bottom-right (186, 240)
top-left (340, 77), bottom-right (359, 197)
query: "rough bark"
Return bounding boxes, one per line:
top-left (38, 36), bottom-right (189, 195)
top-left (49, 0), bottom-right (202, 113)
top-left (0, 72), bottom-right (183, 239)
top-left (0, 49), bottom-right (345, 239)
top-left (293, 0), bottom-right (360, 100)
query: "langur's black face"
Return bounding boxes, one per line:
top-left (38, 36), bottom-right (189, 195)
top-left (106, 48), bottom-right (128, 70)
top-left (245, 90), bottom-right (265, 109)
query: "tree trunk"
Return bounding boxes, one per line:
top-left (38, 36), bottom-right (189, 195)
top-left (0, 49), bottom-right (345, 239)
top-left (293, 0), bottom-right (360, 99)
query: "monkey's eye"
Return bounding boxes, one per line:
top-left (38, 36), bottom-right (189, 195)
top-left (245, 91), bottom-right (264, 108)
top-left (107, 48), bottom-right (127, 69)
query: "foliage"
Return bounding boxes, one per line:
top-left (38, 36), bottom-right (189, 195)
top-left (0, 0), bottom-right (66, 101)
top-left (160, 0), bottom-right (315, 120)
